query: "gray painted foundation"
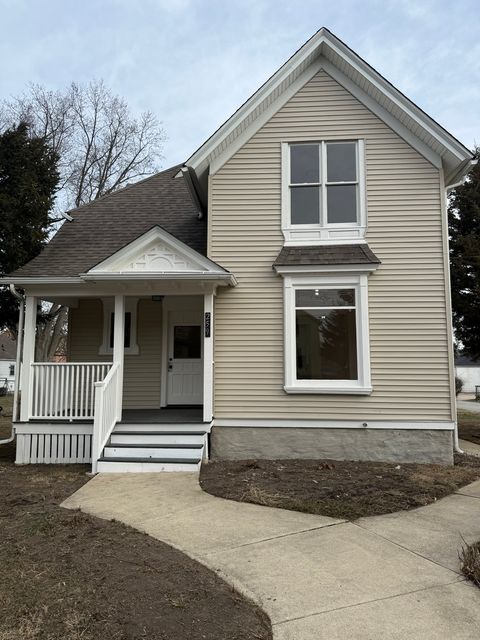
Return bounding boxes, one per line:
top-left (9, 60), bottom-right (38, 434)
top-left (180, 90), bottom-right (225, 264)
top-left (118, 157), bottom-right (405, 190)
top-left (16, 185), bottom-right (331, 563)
top-left (210, 427), bottom-right (454, 465)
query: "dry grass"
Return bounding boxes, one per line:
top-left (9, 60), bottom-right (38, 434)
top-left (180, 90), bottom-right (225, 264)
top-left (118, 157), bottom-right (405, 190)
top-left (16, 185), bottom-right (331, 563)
top-left (201, 455), bottom-right (480, 520)
top-left (458, 409), bottom-right (480, 445)
top-left (460, 541), bottom-right (480, 588)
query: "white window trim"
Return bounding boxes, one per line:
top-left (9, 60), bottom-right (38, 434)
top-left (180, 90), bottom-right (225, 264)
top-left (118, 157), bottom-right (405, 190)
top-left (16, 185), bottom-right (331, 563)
top-left (99, 297), bottom-right (139, 356)
top-left (283, 274), bottom-right (372, 394)
top-left (281, 140), bottom-right (367, 246)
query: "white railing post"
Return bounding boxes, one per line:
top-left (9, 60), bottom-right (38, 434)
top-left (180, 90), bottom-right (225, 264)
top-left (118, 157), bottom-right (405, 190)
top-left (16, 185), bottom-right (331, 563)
top-left (91, 381), bottom-right (104, 474)
top-left (203, 290), bottom-right (215, 423)
top-left (20, 296), bottom-right (37, 422)
top-left (113, 295), bottom-right (125, 422)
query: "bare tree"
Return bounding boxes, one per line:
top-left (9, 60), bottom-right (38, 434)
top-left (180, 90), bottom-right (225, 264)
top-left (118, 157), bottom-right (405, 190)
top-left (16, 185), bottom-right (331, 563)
top-left (2, 81), bottom-right (165, 359)
top-left (2, 80), bottom-right (165, 210)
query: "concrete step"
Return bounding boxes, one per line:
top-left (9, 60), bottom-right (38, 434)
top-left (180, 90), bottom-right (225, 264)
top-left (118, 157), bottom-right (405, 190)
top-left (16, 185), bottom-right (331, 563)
top-left (109, 431), bottom-right (206, 446)
top-left (114, 423), bottom-right (210, 433)
top-left (103, 444), bottom-right (203, 459)
top-left (97, 457), bottom-right (201, 473)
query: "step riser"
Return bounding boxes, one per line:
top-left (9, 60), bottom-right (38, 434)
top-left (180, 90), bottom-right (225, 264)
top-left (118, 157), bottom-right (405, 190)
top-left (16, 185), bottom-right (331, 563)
top-left (97, 461), bottom-right (200, 473)
top-left (104, 446), bottom-right (202, 459)
top-left (110, 434), bottom-right (205, 446)
top-left (115, 423), bottom-right (210, 433)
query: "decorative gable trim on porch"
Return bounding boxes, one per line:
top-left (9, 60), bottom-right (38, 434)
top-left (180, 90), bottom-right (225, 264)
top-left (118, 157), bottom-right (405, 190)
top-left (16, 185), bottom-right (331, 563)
top-left (82, 226), bottom-right (237, 285)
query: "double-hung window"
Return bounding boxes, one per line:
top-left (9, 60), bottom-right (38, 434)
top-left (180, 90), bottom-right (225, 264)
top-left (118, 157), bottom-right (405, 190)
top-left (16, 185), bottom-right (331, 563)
top-left (282, 140), bottom-right (365, 243)
top-left (283, 275), bottom-right (372, 394)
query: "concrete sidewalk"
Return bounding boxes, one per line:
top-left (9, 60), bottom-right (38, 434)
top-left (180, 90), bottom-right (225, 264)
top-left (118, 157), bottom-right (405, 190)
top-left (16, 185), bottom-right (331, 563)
top-left (62, 474), bottom-right (480, 639)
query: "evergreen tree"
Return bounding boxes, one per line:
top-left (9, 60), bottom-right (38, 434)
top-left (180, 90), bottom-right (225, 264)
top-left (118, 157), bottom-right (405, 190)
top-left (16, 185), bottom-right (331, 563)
top-left (449, 151), bottom-right (480, 357)
top-left (0, 122), bottom-right (59, 332)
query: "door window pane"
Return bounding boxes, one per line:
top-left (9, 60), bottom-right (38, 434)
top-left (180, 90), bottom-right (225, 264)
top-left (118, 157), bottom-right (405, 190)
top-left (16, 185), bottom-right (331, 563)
top-left (327, 184), bottom-right (357, 223)
top-left (327, 143), bottom-right (357, 182)
top-left (291, 186), bottom-right (320, 224)
top-left (296, 308), bottom-right (358, 380)
top-left (174, 325), bottom-right (201, 359)
top-left (296, 289), bottom-right (355, 308)
top-left (290, 144), bottom-right (319, 183)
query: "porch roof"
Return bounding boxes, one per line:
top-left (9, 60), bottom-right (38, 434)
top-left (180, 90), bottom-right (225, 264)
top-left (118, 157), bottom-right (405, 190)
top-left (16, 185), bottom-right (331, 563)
top-left (8, 165), bottom-right (207, 279)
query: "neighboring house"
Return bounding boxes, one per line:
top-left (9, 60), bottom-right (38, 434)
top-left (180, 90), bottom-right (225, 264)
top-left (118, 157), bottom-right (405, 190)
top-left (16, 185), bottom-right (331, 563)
top-left (1, 28), bottom-right (475, 471)
top-left (455, 355), bottom-right (480, 394)
top-left (0, 331), bottom-right (16, 393)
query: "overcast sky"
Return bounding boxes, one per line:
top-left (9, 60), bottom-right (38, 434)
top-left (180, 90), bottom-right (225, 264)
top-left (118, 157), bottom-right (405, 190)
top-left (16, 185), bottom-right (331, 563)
top-left (1, 0), bottom-right (478, 168)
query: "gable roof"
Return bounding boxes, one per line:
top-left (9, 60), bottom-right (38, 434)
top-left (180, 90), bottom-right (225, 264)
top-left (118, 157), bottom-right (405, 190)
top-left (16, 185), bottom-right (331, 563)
top-left (186, 27), bottom-right (474, 195)
top-left (10, 165), bottom-right (206, 278)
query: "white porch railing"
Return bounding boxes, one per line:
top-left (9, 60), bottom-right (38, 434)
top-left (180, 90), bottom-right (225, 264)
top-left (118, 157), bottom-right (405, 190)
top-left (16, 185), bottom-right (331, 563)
top-left (30, 363), bottom-right (112, 420)
top-left (91, 362), bottom-right (120, 473)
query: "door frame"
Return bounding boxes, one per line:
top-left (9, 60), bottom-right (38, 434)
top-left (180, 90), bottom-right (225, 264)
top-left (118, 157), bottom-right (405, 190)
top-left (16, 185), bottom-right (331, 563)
top-left (166, 313), bottom-right (203, 406)
top-left (160, 295), bottom-right (205, 409)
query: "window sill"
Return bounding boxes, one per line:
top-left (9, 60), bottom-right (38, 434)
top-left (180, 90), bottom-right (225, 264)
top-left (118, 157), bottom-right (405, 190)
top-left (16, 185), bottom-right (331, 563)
top-left (284, 385), bottom-right (373, 395)
top-left (98, 345), bottom-right (140, 356)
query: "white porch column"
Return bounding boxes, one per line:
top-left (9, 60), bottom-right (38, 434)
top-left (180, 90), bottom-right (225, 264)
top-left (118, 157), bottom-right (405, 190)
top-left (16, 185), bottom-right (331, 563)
top-left (203, 291), bottom-right (215, 423)
top-left (20, 296), bottom-right (37, 422)
top-left (113, 295), bottom-right (125, 421)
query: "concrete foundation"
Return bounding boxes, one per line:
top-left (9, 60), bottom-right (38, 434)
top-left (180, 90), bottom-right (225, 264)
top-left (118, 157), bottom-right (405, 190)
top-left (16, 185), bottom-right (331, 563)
top-left (210, 427), bottom-right (454, 464)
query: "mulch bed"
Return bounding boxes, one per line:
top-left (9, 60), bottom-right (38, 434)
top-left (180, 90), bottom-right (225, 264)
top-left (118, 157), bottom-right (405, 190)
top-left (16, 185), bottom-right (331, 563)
top-left (458, 409), bottom-right (480, 445)
top-left (0, 454), bottom-right (271, 639)
top-left (200, 455), bottom-right (480, 520)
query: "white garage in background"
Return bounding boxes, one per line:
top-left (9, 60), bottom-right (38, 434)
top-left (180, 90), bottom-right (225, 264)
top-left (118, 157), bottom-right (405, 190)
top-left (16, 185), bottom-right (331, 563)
top-left (0, 331), bottom-right (16, 393)
top-left (455, 355), bottom-right (480, 394)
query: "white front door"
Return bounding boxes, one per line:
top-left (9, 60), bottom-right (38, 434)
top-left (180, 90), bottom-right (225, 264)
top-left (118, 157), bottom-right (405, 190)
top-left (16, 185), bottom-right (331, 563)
top-left (167, 311), bottom-right (203, 405)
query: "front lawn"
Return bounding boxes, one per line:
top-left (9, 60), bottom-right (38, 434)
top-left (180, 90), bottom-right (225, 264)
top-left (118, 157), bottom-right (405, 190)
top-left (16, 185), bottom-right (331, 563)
top-left (200, 455), bottom-right (480, 520)
top-left (458, 409), bottom-right (480, 445)
top-left (0, 454), bottom-right (271, 639)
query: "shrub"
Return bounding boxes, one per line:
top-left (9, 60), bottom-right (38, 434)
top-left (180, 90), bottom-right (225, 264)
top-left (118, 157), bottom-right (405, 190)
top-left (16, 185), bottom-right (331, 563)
top-left (456, 376), bottom-right (464, 396)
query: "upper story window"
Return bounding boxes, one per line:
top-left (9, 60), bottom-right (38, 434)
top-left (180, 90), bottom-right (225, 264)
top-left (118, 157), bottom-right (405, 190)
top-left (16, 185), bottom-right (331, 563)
top-left (282, 140), bottom-right (366, 244)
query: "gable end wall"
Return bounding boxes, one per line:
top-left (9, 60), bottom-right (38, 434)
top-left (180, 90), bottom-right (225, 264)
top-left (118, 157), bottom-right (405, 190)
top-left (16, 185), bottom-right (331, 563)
top-left (209, 70), bottom-right (453, 422)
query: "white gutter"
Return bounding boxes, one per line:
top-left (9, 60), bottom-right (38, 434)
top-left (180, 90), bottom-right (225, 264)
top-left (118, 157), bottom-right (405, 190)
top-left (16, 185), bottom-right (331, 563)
top-left (0, 286), bottom-right (24, 444)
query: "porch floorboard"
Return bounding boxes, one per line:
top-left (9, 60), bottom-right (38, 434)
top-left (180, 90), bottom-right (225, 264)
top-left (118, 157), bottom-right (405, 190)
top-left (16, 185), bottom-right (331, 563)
top-left (120, 408), bottom-right (205, 424)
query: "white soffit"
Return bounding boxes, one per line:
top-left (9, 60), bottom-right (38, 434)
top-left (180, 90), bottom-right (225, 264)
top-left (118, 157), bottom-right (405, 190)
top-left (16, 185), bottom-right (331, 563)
top-left (86, 226), bottom-right (229, 276)
top-left (186, 28), bottom-right (473, 183)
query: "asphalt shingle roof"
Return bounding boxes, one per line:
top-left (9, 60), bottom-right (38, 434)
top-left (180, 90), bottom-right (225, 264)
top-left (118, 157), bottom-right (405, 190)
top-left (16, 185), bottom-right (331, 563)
top-left (11, 165), bottom-right (206, 278)
top-left (273, 244), bottom-right (381, 267)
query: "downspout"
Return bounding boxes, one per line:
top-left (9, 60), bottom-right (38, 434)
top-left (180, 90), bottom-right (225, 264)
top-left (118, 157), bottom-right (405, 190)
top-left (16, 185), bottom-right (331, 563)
top-left (0, 285), bottom-right (24, 444)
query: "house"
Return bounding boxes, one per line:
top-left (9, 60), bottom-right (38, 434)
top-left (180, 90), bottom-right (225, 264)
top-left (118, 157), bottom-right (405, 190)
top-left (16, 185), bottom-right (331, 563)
top-left (2, 28), bottom-right (474, 471)
top-left (0, 331), bottom-right (16, 393)
top-left (455, 355), bottom-right (480, 394)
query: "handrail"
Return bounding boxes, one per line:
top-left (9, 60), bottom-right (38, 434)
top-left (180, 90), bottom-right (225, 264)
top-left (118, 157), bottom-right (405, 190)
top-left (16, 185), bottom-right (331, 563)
top-left (91, 362), bottom-right (120, 473)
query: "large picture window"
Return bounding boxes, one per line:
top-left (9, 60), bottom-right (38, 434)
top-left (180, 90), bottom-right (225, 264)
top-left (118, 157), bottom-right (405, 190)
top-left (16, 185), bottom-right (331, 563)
top-left (296, 288), bottom-right (358, 381)
top-left (283, 275), bottom-right (372, 394)
top-left (282, 140), bottom-right (366, 244)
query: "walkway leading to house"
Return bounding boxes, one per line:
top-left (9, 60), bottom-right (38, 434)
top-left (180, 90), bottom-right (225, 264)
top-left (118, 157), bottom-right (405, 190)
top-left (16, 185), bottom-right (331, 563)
top-left (458, 399), bottom-right (480, 414)
top-left (62, 473), bottom-right (480, 639)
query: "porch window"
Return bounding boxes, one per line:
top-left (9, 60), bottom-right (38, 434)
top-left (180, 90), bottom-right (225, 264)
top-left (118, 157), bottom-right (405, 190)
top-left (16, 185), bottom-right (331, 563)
top-left (283, 275), bottom-right (372, 394)
top-left (99, 298), bottom-right (139, 355)
top-left (281, 140), bottom-right (366, 244)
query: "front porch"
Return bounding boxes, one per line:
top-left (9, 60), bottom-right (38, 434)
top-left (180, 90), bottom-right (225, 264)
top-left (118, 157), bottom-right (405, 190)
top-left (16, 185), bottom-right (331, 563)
top-left (15, 291), bottom-right (215, 471)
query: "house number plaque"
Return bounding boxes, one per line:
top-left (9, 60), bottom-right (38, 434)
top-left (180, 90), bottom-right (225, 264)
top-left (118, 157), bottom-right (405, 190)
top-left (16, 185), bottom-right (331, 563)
top-left (204, 312), bottom-right (211, 338)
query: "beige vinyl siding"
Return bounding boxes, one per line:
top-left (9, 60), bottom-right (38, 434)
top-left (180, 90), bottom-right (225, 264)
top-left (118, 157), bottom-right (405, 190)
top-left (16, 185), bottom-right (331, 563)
top-left (68, 298), bottom-right (162, 409)
top-left (210, 69), bottom-right (452, 421)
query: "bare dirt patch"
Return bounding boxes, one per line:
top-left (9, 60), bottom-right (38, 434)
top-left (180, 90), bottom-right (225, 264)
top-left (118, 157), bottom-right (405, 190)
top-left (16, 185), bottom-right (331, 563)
top-left (458, 409), bottom-right (480, 445)
top-left (0, 441), bottom-right (271, 639)
top-left (200, 455), bottom-right (480, 520)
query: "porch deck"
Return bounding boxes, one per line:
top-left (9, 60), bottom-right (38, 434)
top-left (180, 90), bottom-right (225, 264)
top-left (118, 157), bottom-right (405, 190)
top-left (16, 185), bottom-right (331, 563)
top-left (120, 407), bottom-right (205, 424)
